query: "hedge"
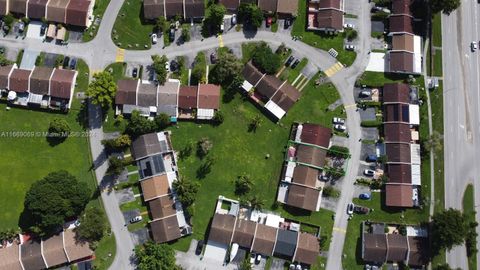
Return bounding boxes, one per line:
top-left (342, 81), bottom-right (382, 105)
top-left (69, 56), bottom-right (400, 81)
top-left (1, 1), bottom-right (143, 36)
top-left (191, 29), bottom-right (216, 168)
top-left (361, 120), bottom-right (383, 127)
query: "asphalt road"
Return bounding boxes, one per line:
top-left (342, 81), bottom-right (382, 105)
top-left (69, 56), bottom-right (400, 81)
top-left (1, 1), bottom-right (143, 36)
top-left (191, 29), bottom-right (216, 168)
top-left (442, 0), bottom-right (480, 268)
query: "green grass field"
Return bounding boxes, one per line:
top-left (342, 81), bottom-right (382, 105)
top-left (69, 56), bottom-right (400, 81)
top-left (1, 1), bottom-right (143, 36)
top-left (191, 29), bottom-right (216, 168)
top-left (112, 0), bottom-right (154, 50)
top-left (432, 14), bottom-right (442, 48)
top-left (463, 184), bottom-right (477, 270)
top-left (166, 77), bottom-right (343, 259)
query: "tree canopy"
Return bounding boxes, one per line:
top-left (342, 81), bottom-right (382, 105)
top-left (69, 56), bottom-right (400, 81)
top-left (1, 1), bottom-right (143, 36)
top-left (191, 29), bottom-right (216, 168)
top-left (86, 71), bottom-right (117, 109)
top-left (151, 55), bottom-right (169, 85)
top-left (202, 4), bottom-right (226, 35)
top-left (0, 54), bottom-right (13, 66)
top-left (76, 207), bottom-right (107, 243)
top-left (431, 208), bottom-right (468, 251)
top-left (135, 242), bottom-right (180, 270)
top-left (172, 177), bottom-right (200, 207)
top-left (48, 118), bottom-right (71, 139)
top-left (252, 43), bottom-right (281, 74)
top-left (237, 3), bottom-right (263, 28)
top-left (430, 0), bottom-right (460, 14)
top-left (23, 171), bottom-right (91, 236)
top-left (209, 50), bottom-right (243, 86)
top-left (235, 175), bottom-right (253, 195)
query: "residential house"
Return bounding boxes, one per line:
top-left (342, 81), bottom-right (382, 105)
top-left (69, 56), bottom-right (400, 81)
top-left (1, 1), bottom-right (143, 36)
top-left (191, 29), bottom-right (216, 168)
top-left (307, 0), bottom-right (343, 32)
top-left (219, 0), bottom-right (240, 12)
top-left (0, 64), bottom-right (16, 90)
top-left (293, 233), bottom-right (321, 266)
top-left (143, 0), bottom-right (164, 20)
top-left (63, 229), bottom-right (94, 262)
top-left (50, 68), bottom-right (77, 109)
top-left (164, 0), bottom-right (184, 18)
top-left (157, 79), bottom-right (180, 118)
top-left (208, 213), bottom-right (236, 245)
top-left (9, 0), bottom-right (27, 14)
top-left (27, 0), bottom-right (49, 19)
top-left (0, 242), bottom-right (22, 270)
top-left (115, 79), bottom-right (139, 114)
top-left (9, 68), bottom-right (31, 93)
top-left (197, 83), bottom-right (220, 120)
top-left (258, 0), bottom-right (277, 13)
top-left (276, 0), bottom-right (298, 17)
top-left (362, 233), bottom-right (387, 264)
top-left (131, 132), bottom-right (192, 243)
top-left (178, 85), bottom-right (198, 118)
top-left (46, 0), bottom-right (70, 23)
top-left (232, 219), bottom-right (256, 248)
top-left (42, 233), bottom-right (69, 268)
top-left (274, 229), bottom-right (298, 258)
top-left (28, 66), bottom-right (54, 107)
top-left (251, 223), bottom-right (277, 256)
top-left (391, 0), bottom-right (412, 16)
top-left (389, 14), bottom-right (413, 35)
top-left (184, 0), bottom-right (205, 20)
top-left (20, 240), bottom-right (47, 270)
top-left (277, 123), bottom-right (331, 212)
top-left (66, 0), bottom-right (94, 27)
top-left (0, 0), bottom-right (8, 15)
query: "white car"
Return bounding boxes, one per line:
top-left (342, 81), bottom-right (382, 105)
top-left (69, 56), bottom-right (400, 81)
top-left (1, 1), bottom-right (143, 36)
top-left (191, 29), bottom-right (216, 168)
top-left (347, 203), bottom-right (354, 215)
top-left (255, 254), bottom-right (261, 264)
top-left (471, 41), bottom-right (477, 52)
top-left (345, 44), bottom-right (356, 51)
top-left (220, 23), bottom-right (225, 32)
top-left (343, 23), bottom-right (354, 29)
top-left (364, 169), bottom-right (375, 177)
top-left (130, 216), bottom-right (143, 224)
top-left (151, 33), bottom-right (158, 44)
top-left (165, 61), bottom-right (170, 72)
top-left (334, 124), bottom-right (346, 132)
top-left (333, 117), bottom-right (345, 124)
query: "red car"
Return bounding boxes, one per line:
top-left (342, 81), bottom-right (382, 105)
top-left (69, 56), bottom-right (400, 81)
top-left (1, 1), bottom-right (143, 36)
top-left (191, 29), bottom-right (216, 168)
top-left (266, 17), bottom-right (272, 27)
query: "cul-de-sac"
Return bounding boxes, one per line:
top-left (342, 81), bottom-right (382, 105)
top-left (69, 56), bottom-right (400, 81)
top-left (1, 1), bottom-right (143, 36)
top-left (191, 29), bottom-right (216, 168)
top-left (0, 0), bottom-right (478, 269)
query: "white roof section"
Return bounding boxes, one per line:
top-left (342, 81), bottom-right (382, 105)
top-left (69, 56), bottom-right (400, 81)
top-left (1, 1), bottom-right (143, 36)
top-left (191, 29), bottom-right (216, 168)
top-left (265, 100), bottom-right (286, 120)
top-left (284, 162), bottom-right (296, 182)
top-left (197, 108), bottom-right (215, 120)
top-left (414, 35), bottom-right (422, 74)
top-left (411, 164), bottom-right (421, 185)
top-left (203, 241), bottom-right (228, 261)
top-left (410, 143), bottom-right (421, 165)
top-left (365, 53), bottom-right (386, 72)
top-left (265, 213), bottom-right (284, 228)
top-left (277, 183), bottom-right (289, 203)
top-left (409, 105), bottom-right (420, 125)
top-left (241, 80), bottom-right (253, 93)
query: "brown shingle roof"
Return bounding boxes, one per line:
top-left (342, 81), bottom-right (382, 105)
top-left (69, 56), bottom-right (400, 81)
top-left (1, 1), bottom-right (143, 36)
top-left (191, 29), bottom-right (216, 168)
top-left (0, 65), bottom-right (15, 89)
top-left (316, 9), bottom-right (343, 31)
top-left (384, 103), bottom-right (410, 122)
top-left (148, 195), bottom-right (177, 220)
top-left (137, 83), bottom-right (158, 107)
top-left (143, 0), bottom-right (165, 20)
top-left (258, 0), bottom-right (277, 12)
top-left (256, 75), bottom-right (282, 99)
top-left (251, 224), bottom-right (276, 256)
top-left (277, 0), bottom-right (298, 15)
top-left (30, 66), bottom-right (54, 95)
top-left (219, 0), bottom-right (240, 10)
top-left (383, 123), bottom-right (411, 143)
top-left (64, 229), bottom-right (93, 262)
top-left (178, 86), bottom-right (198, 109)
top-left (232, 219), bottom-right (256, 248)
top-left (243, 61), bottom-right (264, 86)
top-left (385, 184), bottom-right (413, 207)
top-left (9, 68), bottom-right (31, 92)
top-left (0, 0), bottom-right (7, 15)
top-left (47, 0), bottom-right (70, 23)
top-left (185, 0), bottom-right (205, 18)
top-left (386, 234), bottom-right (408, 261)
top-left (116, 79), bottom-right (138, 105)
top-left (292, 165), bottom-right (318, 187)
top-left (270, 83), bottom-right (300, 112)
top-left (391, 34), bottom-right (414, 52)
top-left (50, 68), bottom-right (76, 99)
top-left (389, 15), bottom-right (413, 34)
top-left (407, 236), bottom-right (429, 266)
top-left (286, 184), bottom-right (320, 211)
top-left (296, 144), bottom-right (327, 168)
top-left (317, 0), bottom-right (341, 9)
top-left (131, 133), bottom-right (164, 160)
top-left (150, 215), bottom-right (182, 243)
top-left (9, 0), bottom-right (27, 14)
top-left (293, 233), bottom-right (319, 265)
top-left (389, 51), bottom-right (414, 73)
top-left (363, 233), bottom-right (387, 263)
top-left (385, 143), bottom-right (411, 163)
top-left (392, 0), bottom-right (412, 15)
top-left (140, 174), bottom-right (170, 202)
top-left (42, 233), bottom-right (68, 268)
top-left (28, 0), bottom-right (49, 19)
top-left (165, 0), bottom-right (183, 18)
top-left (300, 123), bottom-right (331, 148)
top-left (198, 84), bottom-right (220, 109)
top-left (208, 213), bottom-right (236, 245)
top-left (382, 83), bottom-right (410, 103)
top-left (66, 0), bottom-right (91, 27)
top-left (0, 243), bottom-right (22, 270)
top-left (20, 240), bottom-right (47, 270)
top-left (387, 163), bottom-right (411, 184)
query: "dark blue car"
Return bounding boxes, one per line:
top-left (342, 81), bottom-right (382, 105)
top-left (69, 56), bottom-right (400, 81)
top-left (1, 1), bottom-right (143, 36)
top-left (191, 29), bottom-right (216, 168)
top-left (359, 193), bottom-right (371, 200)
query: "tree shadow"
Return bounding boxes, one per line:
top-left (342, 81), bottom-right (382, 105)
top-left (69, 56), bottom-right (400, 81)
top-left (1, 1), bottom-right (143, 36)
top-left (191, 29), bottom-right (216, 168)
top-left (196, 162), bottom-right (212, 179)
top-left (46, 135), bottom-right (67, 147)
top-left (18, 208), bottom-right (35, 232)
top-left (76, 101), bottom-right (89, 129)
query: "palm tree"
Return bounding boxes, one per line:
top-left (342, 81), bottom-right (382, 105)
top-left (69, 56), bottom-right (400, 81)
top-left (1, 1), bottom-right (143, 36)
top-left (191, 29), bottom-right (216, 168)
top-left (424, 131), bottom-right (443, 152)
top-left (249, 115), bottom-right (262, 132)
top-left (249, 195), bottom-right (264, 211)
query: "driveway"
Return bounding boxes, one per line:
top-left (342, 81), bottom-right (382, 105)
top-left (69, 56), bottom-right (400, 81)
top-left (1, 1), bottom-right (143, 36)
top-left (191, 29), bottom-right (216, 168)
top-left (25, 21), bottom-right (44, 40)
top-left (20, 49), bottom-right (39, 70)
top-left (116, 188), bottom-right (135, 204)
top-left (270, 258), bottom-right (286, 270)
top-left (175, 239), bottom-right (238, 270)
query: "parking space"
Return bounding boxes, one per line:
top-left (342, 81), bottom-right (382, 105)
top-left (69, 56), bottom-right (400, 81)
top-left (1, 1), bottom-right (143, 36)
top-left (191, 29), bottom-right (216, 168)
top-left (357, 161), bottom-right (376, 178)
top-left (343, 0), bottom-right (363, 16)
top-left (361, 128), bottom-right (379, 141)
top-left (122, 209), bottom-right (141, 224)
top-left (360, 144), bottom-right (377, 161)
top-left (44, 53), bottom-right (61, 67)
top-left (331, 135), bottom-right (349, 146)
top-left (301, 62), bottom-right (318, 79)
top-left (116, 188), bottom-right (135, 204)
top-left (20, 49), bottom-right (40, 70)
top-left (270, 258), bottom-right (286, 270)
top-left (130, 228), bottom-right (150, 246)
top-left (251, 256), bottom-right (267, 270)
top-left (25, 21), bottom-right (44, 40)
top-left (358, 107), bottom-right (376, 121)
top-left (353, 87), bottom-right (375, 102)
top-left (68, 31), bottom-right (83, 42)
top-left (125, 63), bottom-right (142, 79)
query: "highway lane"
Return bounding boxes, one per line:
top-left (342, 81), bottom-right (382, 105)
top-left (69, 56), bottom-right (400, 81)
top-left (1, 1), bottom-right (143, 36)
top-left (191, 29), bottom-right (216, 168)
top-left (442, 0), bottom-right (480, 268)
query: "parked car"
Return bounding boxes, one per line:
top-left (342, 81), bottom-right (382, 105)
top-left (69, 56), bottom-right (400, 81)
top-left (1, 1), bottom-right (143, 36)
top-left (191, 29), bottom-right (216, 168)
top-left (63, 56), bottom-right (70, 68)
top-left (69, 58), bottom-right (77, 70)
top-left (359, 90), bottom-right (371, 97)
top-left (165, 61), bottom-right (170, 72)
top-left (169, 29), bottom-right (175, 41)
top-left (18, 22), bottom-right (25, 32)
top-left (195, 240), bottom-right (204, 255)
top-left (354, 206), bottom-right (370, 214)
top-left (366, 154), bottom-right (377, 162)
top-left (210, 52), bottom-right (217, 64)
top-left (347, 203), bottom-right (354, 215)
top-left (284, 18), bottom-right (291, 29)
top-left (343, 23), bottom-right (354, 29)
top-left (364, 169), bottom-right (375, 177)
top-left (334, 124), bottom-right (346, 132)
top-left (285, 55), bottom-right (294, 66)
top-left (40, 24), bottom-right (47, 36)
top-left (231, 14), bottom-right (237, 25)
top-left (250, 253), bottom-right (256, 264)
top-left (170, 60), bottom-right (179, 72)
top-left (151, 33), bottom-right (158, 44)
top-left (333, 117), bottom-right (345, 124)
top-left (255, 254), bottom-right (262, 264)
top-left (291, 59), bottom-right (300, 69)
top-left (132, 67), bottom-right (138, 78)
top-left (471, 41), bottom-right (477, 52)
top-left (129, 216), bottom-right (142, 223)
top-left (359, 193), bottom-right (371, 200)
top-left (266, 17), bottom-right (272, 27)
top-left (345, 44), bottom-right (356, 51)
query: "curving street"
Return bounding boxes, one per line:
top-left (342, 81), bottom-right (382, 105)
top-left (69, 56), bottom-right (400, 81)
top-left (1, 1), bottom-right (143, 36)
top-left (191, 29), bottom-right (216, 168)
top-left (0, 0), bottom-right (373, 269)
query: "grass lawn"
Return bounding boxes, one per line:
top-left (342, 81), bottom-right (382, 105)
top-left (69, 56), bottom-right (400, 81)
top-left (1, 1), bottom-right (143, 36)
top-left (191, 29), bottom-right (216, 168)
top-left (166, 76), bottom-right (343, 254)
top-left (103, 63), bottom-right (129, 133)
top-left (463, 184), bottom-right (477, 270)
top-left (356, 71), bottom-right (407, 87)
top-left (83, 0), bottom-right (112, 42)
top-left (433, 50), bottom-right (443, 77)
top-left (93, 233), bottom-right (116, 269)
top-left (291, 0), bottom-right (356, 66)
top-left (432, 13), bottom-right (442, 48)
top-left (279, 58), bottom-right (308, 84)
top-left (429, 82), bottom-right (445, 212)
top-left (112, 0), bottom-right (154, 50)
